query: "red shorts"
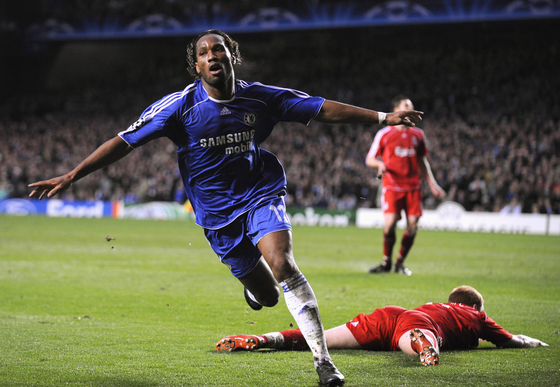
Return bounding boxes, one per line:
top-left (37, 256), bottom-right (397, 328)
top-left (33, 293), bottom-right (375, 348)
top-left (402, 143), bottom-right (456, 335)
top-left (382, 188), bottom-right (423, 217)
top-left (346, 306), bottom-right (439, 351)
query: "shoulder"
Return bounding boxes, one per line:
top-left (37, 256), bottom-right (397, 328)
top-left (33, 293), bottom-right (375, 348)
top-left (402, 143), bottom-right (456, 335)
top-left (418, 302), bottom-right (466, 312)
top-left (236, 79), bottom-right (312, 99)
top-left (410, 127), bottom-right (426, 138)
top-left (417, 302), bottom-right (445, 310)
top-left (445, 303), bottom-right (481, 316)
top-left (374, 126), bottom-right (396, 141)
top-left (379, 126), bottom-right (395, 135)
top-left (141, 82), bottom-right (199, 119)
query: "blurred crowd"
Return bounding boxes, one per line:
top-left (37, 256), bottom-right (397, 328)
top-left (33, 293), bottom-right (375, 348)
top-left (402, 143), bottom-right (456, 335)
top-left (1, 24), bottom-right (559, 214)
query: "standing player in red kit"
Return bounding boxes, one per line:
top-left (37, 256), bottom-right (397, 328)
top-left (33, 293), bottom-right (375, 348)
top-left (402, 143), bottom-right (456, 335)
top-left (215, 285), bottom-right (548, 367)
top-left (366, 96), bottom-right (446, 275)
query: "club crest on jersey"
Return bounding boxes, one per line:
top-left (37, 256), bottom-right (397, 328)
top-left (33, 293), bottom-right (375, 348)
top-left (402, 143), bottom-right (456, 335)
top-left (244, 112), bottom-right (257, 126)
top-left (413, 137), bottom-right (418, 146)
top-left (131, 117), bottom-right (146, 130)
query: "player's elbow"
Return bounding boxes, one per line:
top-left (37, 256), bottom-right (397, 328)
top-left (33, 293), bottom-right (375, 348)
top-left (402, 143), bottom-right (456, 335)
top-left (365, 158), bottom-right (377, 168)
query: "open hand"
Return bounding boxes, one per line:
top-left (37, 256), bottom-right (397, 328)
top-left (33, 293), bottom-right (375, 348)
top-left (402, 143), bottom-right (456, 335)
top-left (386, 110), bottom-right (424, 127)
top-left (517, 334), bottom-right (549, 348)
top-left (430, 183), bottom-right (446, 200)
top-left (28, 175), bottom-right (73, 200)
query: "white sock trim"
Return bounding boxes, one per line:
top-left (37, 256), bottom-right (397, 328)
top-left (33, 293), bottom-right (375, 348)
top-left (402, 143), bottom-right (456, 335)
top-left (280, 272), bottom-right (308, 293)
top-left (281, 271), bottom-right (329, 360)
top-left (263, 332), bottom-right (284, 349)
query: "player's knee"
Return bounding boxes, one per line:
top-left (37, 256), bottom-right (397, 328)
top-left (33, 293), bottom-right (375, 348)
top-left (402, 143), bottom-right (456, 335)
top-left (268, 257), bottom-right (298, 282)
top-left (407, 226), bottom-right (418, 236)
top-left (384, 228), bottom-right (396, 238)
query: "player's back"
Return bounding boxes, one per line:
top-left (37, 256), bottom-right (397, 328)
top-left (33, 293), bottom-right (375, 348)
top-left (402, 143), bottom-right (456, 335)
top-left (415, 303), bottom-right (512, 350)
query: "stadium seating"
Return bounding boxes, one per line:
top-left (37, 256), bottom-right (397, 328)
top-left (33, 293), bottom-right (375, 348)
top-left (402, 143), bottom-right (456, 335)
top-left (1, 21), bottom-right (558, 214)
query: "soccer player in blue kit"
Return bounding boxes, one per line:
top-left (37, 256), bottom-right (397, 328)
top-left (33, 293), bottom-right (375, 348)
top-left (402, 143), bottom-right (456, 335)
top-left (29, 30), bottom-right (423, 386)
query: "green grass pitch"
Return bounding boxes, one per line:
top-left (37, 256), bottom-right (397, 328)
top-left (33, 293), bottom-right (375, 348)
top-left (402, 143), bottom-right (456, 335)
top-left (0, 215), bottom-right (558, 386)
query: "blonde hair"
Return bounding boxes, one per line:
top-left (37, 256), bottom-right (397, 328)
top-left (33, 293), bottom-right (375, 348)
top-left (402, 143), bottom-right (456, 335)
top-left (448, 285), bottom-right (484, 312)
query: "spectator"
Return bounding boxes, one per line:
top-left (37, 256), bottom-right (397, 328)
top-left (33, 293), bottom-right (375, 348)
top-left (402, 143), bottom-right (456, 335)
top-left (1, 23), bottom-right (559, 214)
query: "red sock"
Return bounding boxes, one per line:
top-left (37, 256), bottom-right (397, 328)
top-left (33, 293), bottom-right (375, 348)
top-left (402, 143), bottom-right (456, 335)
top-left (398, 231), bottom-right (416, 262)
top-left (383, 231), bottom-right (396, 262)
top-left (279, 329), bottom-right (309, 350)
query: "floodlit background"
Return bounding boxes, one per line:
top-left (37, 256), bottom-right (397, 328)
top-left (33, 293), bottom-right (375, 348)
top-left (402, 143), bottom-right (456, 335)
top-left (0, 1), bottom-right (559, 386)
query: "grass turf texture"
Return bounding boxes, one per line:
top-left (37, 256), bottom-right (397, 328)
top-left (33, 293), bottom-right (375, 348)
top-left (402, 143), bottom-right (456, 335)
top-left (0, 215), bottom-right (558, 386)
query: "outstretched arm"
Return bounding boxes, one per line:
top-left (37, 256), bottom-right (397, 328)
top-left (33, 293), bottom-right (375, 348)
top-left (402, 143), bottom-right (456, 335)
top-left (418, 156), bottom-right (446, 199)
top-left (500, 334), bottom-right (549, 348)
top-left (29, 136), bottom-right (133, 200)
top-left (314, 100), bottom-right (423, 126)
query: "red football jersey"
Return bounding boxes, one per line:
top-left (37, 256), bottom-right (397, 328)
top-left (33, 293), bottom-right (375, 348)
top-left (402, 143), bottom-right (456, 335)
top-left (415, 303), bottom-right (513, 350)
top-left (367, 126), bottom-right (428, 191)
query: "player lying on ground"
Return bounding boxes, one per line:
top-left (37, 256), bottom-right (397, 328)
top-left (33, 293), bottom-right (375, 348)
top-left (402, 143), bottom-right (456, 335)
top-left (216, 286), bottom-right (548, 366)
top-left (28, 29), bottom-right (424, 387)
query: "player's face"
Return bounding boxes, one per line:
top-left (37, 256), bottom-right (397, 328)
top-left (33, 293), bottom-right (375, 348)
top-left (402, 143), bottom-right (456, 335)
top-left (394, 99), bottom-right (414, 112)
top-left (195, 34), bottom-right (234, 90)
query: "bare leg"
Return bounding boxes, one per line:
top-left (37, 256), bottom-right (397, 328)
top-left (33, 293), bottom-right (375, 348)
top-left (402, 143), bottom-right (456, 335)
top-left (383, 212), bottom-right (399, 236)
top-left (324, 324), bottom-right (362, 349)
top-left (256, 230), bottom-right (299, 282)
top-left (264, 324), bottom-right (362, 351)
top-left (238, 257), bottom-right (280, 307)
top-left (256, 230), bottom-right (344, 384)
top-left (237, 229), bottom-right (300, 307)
top-left (404, 215), bottom-right (419, 236)
top-left (216, 324), bottom-right (362, 352)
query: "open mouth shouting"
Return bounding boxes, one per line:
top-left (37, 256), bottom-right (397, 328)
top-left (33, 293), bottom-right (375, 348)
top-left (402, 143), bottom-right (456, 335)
top-left (209, 62), bottom-right (222, 75)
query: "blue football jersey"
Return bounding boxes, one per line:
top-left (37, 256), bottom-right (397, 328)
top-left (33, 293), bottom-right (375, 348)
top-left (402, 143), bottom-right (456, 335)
top-left (119, 79), bottom-right (325, 229)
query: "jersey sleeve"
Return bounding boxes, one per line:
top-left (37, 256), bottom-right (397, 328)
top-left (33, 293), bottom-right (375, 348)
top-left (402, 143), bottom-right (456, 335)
top-left (478, 312), bottom-right (513, 346)
top-left (367, 128), bottom-right (386, 159)
top-left (118, 95), bottom-right (180, 148)
top-left (255, 83), bottom-right (325, 126)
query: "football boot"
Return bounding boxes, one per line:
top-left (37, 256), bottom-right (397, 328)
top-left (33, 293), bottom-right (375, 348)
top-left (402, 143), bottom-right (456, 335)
top-left (394, 262), bottom-right (412, 276)
top-left (315, 356), bottom-right (345, 386)
top-left (369, 261), bottom-right (391, 273)
top-left (410, 328), bottom-right (439, 366)
top-left (215, 335), bottom-right (265, 351)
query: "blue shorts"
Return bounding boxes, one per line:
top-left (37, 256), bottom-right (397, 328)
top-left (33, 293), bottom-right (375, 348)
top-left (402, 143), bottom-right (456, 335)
top-left (204, 195), bottom-right (292, 278)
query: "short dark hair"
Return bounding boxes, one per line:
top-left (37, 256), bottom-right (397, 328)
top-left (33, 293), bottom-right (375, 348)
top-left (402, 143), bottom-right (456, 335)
top-left (448, 285), bottom-right (484, 312)
top-left (186, 29), bottom-right (242, 79)
top-left (391, 95), bottom-right (410, 110)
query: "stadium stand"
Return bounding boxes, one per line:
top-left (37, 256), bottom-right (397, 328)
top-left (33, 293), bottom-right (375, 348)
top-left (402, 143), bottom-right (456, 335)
top-left (1, 20), bottom-right (558, 214)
